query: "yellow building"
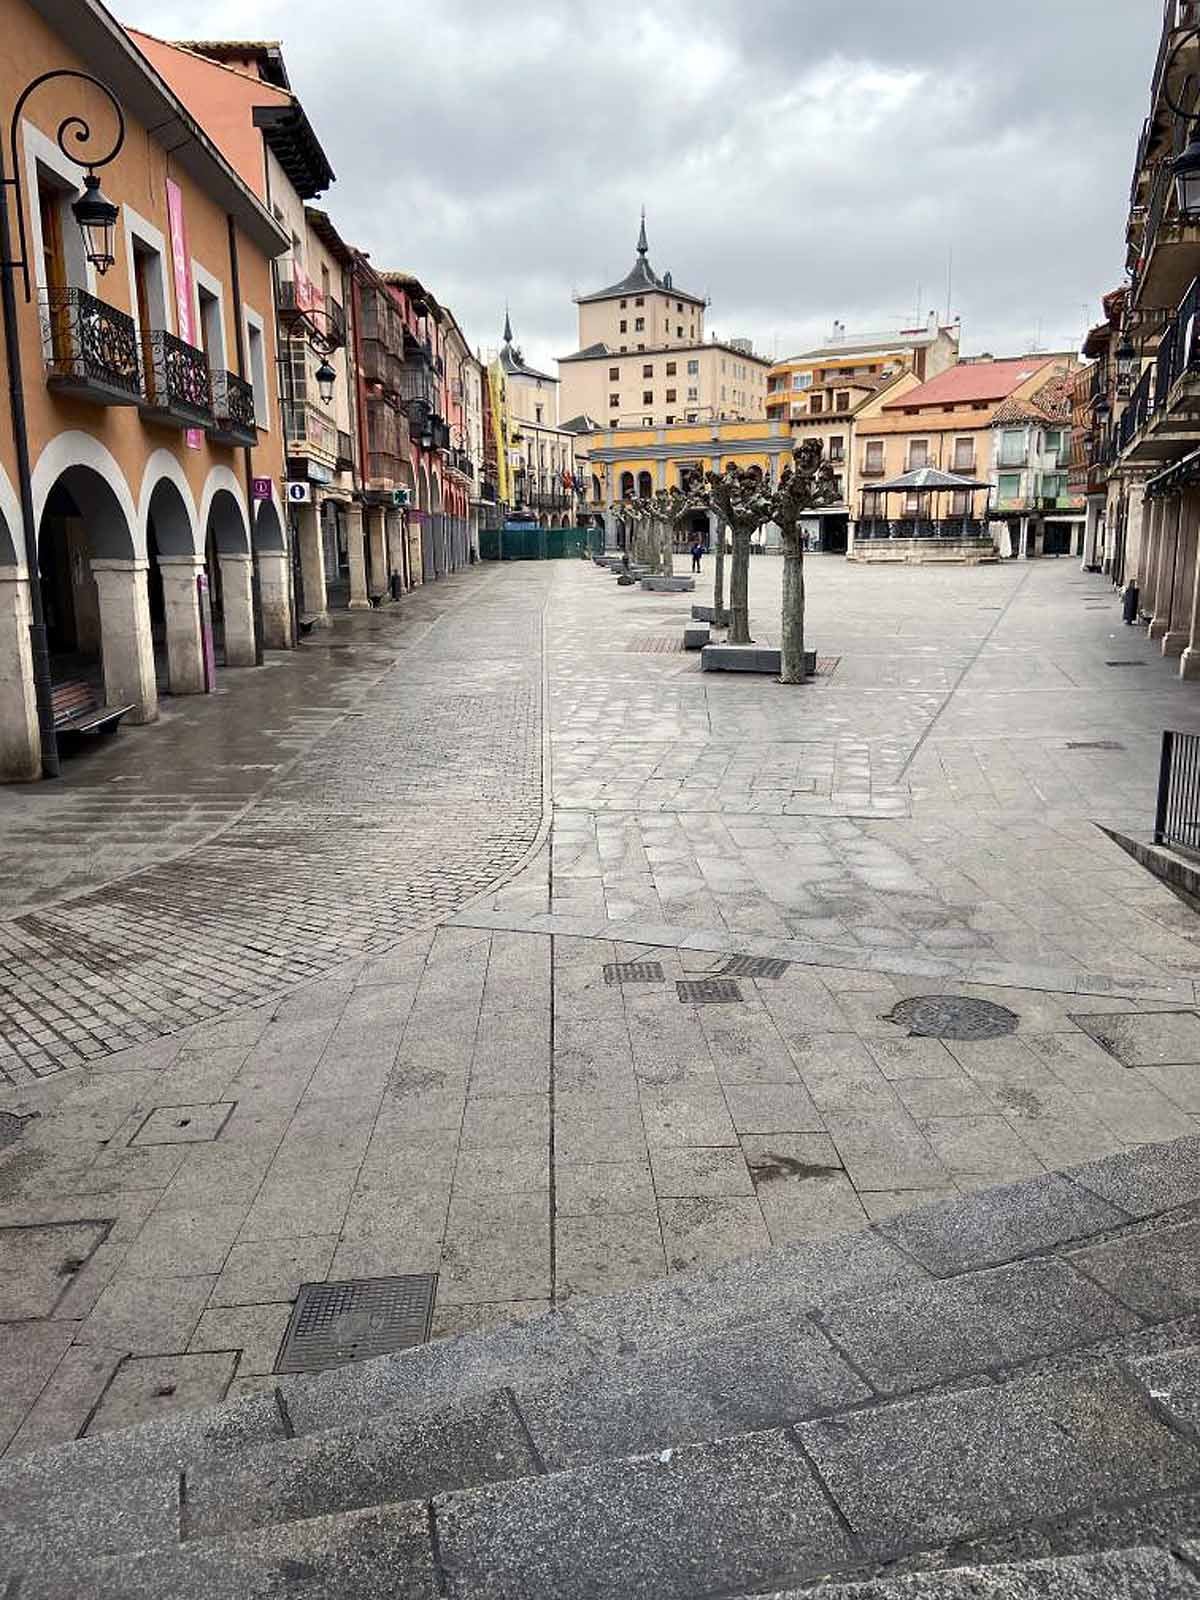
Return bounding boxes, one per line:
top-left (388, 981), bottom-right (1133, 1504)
top-left (766, 317), bottom-right (960, 427)
top-left (587, 418), bottom-right (793, 547)
top-left (558, 216), bottom-right (770, 429)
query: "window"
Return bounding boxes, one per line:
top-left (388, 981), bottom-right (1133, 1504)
top-left (687, 386), bottom-right (698, 400)
top-left (643, 390), bottom-right (653, 404)
top-left (666, 388), bottom-right (677, 402)
top-left (620, 320), bottom-right (627, 333)
top-left (620, 471), bottom-right (635, 497)
top-left (609, 367), bottom-right (619, 380)
top-left (998, 472), bottom-right (1022, 501)
top-left (907, 439), bottom-right (929, 469)
top-left (829, 436), bottom-right (845, 462)
top-left (643, 364), bottom-right (653, 377)
top-left (620, 345), bottom-right (627, 353)
top-left (609, 393), bottom-right (620, 407)
top-left (665, 415), bottom-right (675, 424)
top-left (643, 415), bottom-right (653, 426)
top-left (666, 362), bottom-right (676, 376)
top-left (535, 404), bottom-right (543, 424)
top-left (721, 385), bottom-right (726, 400)
top-left (952, 437), bottom-right (975, 470)
top-left (863, 440), bottom-right (884, 472)
top-left (635, 296), bottom-right (644, 306)
top-left (836, 390), bottom-right (850, 411)
top-left (792, 372), bottom-right (812, 390)
top-left (862, 490), bottom-right (884, 518)
top-left (689, 324), bottom-right (695, 337)
top-left (197, 283), bottom-right (223, 365)
top-left (950, 490), bottom-right (971, 516)
top-left (999, 429), bottom-right (1025, 467)
top-left (635, 317), bottom-right (645, 331)
top-left (810, 394), bottom-right (823, 414)
top-left (676, 301), bottom-right (682, 311)
top-left (246, 315), bottom-right (268, 424)
top-left (620, 299), bottom-right (627, 308)
top-left (132, 237), bottom-right (167, 338)
top-left (686, 412), bottom-right (697, 422)
top-left (687, 359), bottom-right (699, 375)
top-left (676, 326), bottom-right (683, 337)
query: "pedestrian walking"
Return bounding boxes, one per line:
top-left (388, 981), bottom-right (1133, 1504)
top-left (690, 538), bottom-right (704, 573)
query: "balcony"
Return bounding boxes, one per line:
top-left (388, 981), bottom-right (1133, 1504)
top-left (367, 451), bottom-right (401, 487)
top-left (139, 330), bottom-right (212, 428)
top-left (398, 362), bottom-right (439, 410)
top-left (40, 288), bottom-right (141, 406)
top-left (208, 370), bottom-right (258, 447)
top-left (1131, 150), bottom-right (1200, 309)
top-left (285, 399), bottom-right (338, 462)
top-left (1117, 276), bottom-right (1200, 463)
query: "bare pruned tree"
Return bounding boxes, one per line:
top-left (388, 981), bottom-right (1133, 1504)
top-left (704, 465), bottom-right (774, 645)
top-left (770, 440), bottom-right (841, 683)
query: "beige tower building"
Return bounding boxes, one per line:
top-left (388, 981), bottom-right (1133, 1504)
top-left (558, 216), bottom-right (770, 429)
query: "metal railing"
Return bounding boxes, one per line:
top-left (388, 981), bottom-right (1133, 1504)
top-left (856, 518), bottom-right (990, 541)
top-left (1155, 729), bottom-right (1200, 849)
top-left (142, 329), bottom-right (212, 421)
top-left (40, 287), bottom-right (141, 400)
top-left (1154, 273), bottom-right (1200, 407)
top-left (1117, 361), bottom-right (1155, 453)
top-left (210, 369), bottom-right (257, 432)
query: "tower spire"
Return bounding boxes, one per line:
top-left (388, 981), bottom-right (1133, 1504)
top-left (637, 208), bottom-right (648, 257)
top-left (502, 304), bottom-right (513, 345)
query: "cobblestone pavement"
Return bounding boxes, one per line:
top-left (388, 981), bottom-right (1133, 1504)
top-left (0, 572), bottom-right (546, 1085)
top-left (5, 554), bottom-right (1200, 1452)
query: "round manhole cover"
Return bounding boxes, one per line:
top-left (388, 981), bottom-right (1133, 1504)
top-left (887, 995), bottom-right (1019, 1041)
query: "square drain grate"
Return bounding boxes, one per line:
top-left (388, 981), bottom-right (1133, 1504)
top-left (604, 961), bottom-right (665, 985)
top-left (275, 1275), bottom-right (436, 1375)
top-left (677, 978), bottom-right (744, 1004)
top-left (717, 955), bottom-right (791, 979)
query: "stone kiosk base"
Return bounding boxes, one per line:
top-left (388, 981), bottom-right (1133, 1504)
top-left (849, 537), bottom-right (998, 566)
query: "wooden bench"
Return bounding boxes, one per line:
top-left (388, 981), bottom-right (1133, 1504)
top-left (51, 680), bottom-right (134, 739)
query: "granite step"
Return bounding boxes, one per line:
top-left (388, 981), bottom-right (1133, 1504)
top-left (7, 1343), bottom-right (1200, 1597)
top-left (774, 1546), bottom-right (1200, 1597)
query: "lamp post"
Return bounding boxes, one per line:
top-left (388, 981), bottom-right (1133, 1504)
top-left (1, 70), bottom-right (125, 779)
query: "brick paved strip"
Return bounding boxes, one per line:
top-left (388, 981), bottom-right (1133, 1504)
top-left (0, 588), bottom-right (547, 1086)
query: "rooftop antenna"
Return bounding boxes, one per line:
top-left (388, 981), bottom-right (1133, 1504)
top-left (914, 281), bottom-right (922, 329)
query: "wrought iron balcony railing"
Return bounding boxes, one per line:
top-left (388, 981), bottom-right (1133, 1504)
top-left (41, 288), bottom-right (141, 405)
top-left (208, 370), bottom-right (258, 447)
top-left (140, 330), bottom-right (212, 427)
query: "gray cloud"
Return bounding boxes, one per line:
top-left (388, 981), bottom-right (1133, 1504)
top-left (120, 0), bottom-right (1162, 372)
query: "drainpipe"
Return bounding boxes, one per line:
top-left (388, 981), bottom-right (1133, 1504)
top-left (227, 215), bottom-right (263, 664)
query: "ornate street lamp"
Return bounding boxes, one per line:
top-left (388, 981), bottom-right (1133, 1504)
top-left (1116, 334), bottom-right (1137, 387)
top-left (1, 70), bottom-right (126, 779)
top-left (314, 356), bottom-right (336, 408)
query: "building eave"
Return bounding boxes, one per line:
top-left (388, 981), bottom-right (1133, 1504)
top-left (253, 102), bottom-right (334, 200)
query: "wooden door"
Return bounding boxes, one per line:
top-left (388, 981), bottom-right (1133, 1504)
top-left (38, 182), bottom-right (69, 361)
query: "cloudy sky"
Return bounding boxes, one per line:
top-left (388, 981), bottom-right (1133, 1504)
top-left (120, 0), bottom-right (1161, 373)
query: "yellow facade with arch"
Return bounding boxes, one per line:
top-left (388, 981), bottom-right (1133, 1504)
top-left (585, 418), bottom-right (791, 511)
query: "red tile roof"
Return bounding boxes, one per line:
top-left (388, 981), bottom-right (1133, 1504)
top-left (882, 356), bottom-right (1060, 410)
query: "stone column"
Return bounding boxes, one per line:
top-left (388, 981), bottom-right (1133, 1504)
top-left (1166, 489), bottom-right (1200, 657)
top-left (386, 511), bottom-right (404, 597)
top-left (367, 508), bottom-right (388, 599)
top-left (408, 519), bottom-right (424, 588)
top-left (1081, 500), bottom-right (1101, 570)
top-left (0, 567), bottom-right (40, 781)
top-left (90, 559), bottom-right (157, 723)
top-left (345, 504), bottom-right (370, 609)
top-left (295, 503), bottom-right (328, 626)
top-left (257, 550), bottom-right (293, 649)
top-left (156, 555), bottom-right (207, 695)
top-left (216, 553), bottom-right (257, 667)
top-left (1150, 497), bottom-right (1181, 640)
top-left (1138, 496), bottom-right (1162, 619)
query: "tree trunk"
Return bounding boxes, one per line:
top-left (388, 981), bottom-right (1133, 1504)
top-left (780, 528), bottom-right (808, 683)
top-left (712, 518), bottom-right (727, 626)
top-left (661, 520), bottom-right (675, 576)
top-left (728, 525), bottom-right (752, 644)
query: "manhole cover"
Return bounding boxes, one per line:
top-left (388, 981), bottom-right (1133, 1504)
top-left (275, 1275), bottom-right (437, 1375)
top-left (887, 995), bottom-right (1019, 1040)
top-left (0, 1111), bottom-right (35, 1151)
top-left (604, 961), bottom-right (665, 985)
top-left (1066, 741), bottom-right (1124, 751)
top-left (717, 955), bottom-right (791, 979)
top-left (677, 978), bottom-right (744, 1004)
top-left (1105, 660), bottom-right (1147, 668)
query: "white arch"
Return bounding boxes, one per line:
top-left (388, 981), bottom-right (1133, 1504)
top-left (31, 431), bottom-right (139, 558)
top-left (198, 464), bottom-right (249, 545)
top-left (136, 449), bottom-right (202, 559)
top-left (0, 457), bottom-right (23, 572)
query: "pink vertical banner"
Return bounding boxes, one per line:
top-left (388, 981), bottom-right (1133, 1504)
top-left (166, 178), bottom-right (202, 450)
